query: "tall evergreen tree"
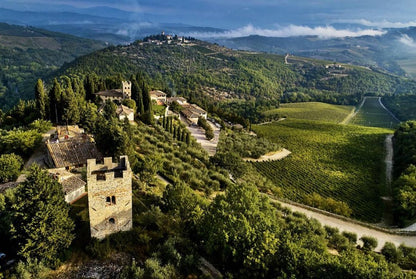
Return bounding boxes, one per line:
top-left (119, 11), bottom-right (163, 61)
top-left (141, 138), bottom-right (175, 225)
top-left (49, 79), bottom-right (62, 123)
top-left (35, 79), bottom-right (48, 120)
top-left (11, 165), bottom-right (74, 265)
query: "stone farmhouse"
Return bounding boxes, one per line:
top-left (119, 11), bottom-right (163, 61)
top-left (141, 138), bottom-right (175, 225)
top-left (150, 90), bottom-right (167, 105)
top-left (95, 81), bottom-right (132, 102)
top-left (45, 125), bottom-right (101, 169)
top-left (87, 156), bottom-right (133, 239)
top-left (167, 96), bottom-right (187, 106)
top-left (116, 105), bottom-right (134, 121)
top-left (181, 103), bottom-right (208, 124)
top-left (48, 168), bottom-right (86, 203)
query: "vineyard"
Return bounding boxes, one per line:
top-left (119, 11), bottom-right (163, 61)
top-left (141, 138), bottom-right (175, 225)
top-left (349, 97), bottom-right (400, 128)
top-left (252, 119), bottom-right (392, 222)
top-left (263, 102), bottom-right (353, 123)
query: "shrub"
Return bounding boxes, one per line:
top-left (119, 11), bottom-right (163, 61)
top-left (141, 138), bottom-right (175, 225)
top-left (381, 242), bottom-right (399, 263)
top-left (342, 231), bottom-right (357, 244)
top-left (360, 236), bottom-right (378, 252)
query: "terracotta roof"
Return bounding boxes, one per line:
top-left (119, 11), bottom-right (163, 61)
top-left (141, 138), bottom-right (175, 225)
top-left (116, 105), bottom-right (134, 116)
top-left (95, 89), bottom-right (123, 98)
top-left (46, 138), bottom-right (101, 168)
top-left (61, 176), bottom-right (86, 194)
top-left (150, 90), bottom-right (167, 98)
top-left (182, 108), bottom-right (200, 119)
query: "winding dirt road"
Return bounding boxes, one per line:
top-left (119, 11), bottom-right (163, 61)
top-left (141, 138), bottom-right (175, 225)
top-left (274, 199), bottom-right (416, 252)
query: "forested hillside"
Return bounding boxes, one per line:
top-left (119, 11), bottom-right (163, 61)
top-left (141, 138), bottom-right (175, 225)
top-left (0, 22), bottom-right (105, 110)
top-left (55, 38), bottom-right (416, 124)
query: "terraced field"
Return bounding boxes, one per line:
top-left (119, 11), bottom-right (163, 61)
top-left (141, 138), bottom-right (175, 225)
top-left (253, 119), bottom-right (392, 222)
top-left (263, 102), bottom-right (353, 123)
top-left (349, 97), bottom-right (400, 128)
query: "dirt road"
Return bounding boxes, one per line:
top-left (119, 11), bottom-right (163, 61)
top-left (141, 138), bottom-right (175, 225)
top-left (180, 115), bottom-right (220, 156)
top-left (274, 199), bottom-right (416, 251)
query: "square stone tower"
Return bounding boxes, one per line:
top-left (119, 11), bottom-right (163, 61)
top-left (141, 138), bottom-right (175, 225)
top-left (122, 81), bottom-right (132, 99)
top-left (87, 156), bottom-right (133, 239)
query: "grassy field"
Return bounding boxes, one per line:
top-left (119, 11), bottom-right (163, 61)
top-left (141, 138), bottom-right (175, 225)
top-left (252, 119), bottom-right (392, 222)
top-left (349, 97), bottom-right (400, 128)
top-left (263, 102), bottom-right (353, 123)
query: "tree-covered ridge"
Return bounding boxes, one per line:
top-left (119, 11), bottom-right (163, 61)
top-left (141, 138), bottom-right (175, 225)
top-left (58, 40), bottom-right (416, 99)
top-left (383, 94), bottom-right (416, 122)
top-left (0, 22), bottom-right (106, 110)
top-left (392, 121), bottom-right (416, 226)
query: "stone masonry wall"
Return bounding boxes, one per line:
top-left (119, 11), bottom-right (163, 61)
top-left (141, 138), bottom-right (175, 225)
top-left (87, 156), bottom-right (133, 239)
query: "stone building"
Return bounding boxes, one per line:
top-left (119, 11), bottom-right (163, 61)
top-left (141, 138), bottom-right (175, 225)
top-left (87, 156), bottom-right (133, 239)
top-left (116, 105), bottom-right (134, 122)
top-left (95, 81), bottom-right (132, 102)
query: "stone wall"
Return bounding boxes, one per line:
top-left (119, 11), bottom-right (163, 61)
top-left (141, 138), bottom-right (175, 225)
top-left (87, 156), bottom-right (133, 239)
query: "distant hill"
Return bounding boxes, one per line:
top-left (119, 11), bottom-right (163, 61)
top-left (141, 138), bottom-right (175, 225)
top-left (55, 38), bottom-right (416, 123)
top-left (0, 22), bottom-right (106, 110)
top-left (212, 27), bottom-right (416, 77)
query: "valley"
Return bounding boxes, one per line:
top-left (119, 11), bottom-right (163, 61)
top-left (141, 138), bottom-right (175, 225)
top-left (2, 25), bottom-right (416, 277)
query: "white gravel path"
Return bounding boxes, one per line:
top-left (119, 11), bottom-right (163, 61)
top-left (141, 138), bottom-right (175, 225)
top-left (274, 199), bottom-right (416, 251)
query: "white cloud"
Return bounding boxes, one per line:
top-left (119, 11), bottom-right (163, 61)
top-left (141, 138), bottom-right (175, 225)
top-left (184, 24), bottom-right (386, 39)
top-left (345, 19), bottom-right (416, 28)
top-left (398, 34), bottom-right (416, 47)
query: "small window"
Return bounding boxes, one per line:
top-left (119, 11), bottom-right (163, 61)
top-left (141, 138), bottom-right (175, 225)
top-left (112, 196), bottom-right (116, 205)
top-left (97, 173), bottom-right (106, 181)
top-left (109, 218), bottom-right (115, 224)
top-left (106, 197), bottom-right (111, 205)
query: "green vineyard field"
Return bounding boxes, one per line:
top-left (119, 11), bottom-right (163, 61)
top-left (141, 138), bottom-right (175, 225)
top-left (263, 102), bottom-right (353, 123)
top-left (349, 97), bottom-right (400, 128)
top-left (253, 119), bottom-right (392, 222)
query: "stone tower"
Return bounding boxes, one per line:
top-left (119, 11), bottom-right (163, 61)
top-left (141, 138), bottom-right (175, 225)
top-left (122, 81), bottom-right (132, 99)
top-left (87, 156), bottom-right (133, 239)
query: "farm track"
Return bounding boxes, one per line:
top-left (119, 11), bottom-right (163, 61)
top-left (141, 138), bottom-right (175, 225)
top-left (272, 197), bottom-right (416, 252)
top-left (341, 97), bottom-right (366, 125)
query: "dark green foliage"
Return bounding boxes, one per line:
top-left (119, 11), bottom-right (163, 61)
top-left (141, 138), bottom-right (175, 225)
top-left (383, 94), bottom-right (416, 122)
top-left (381, 242), bottom-right (399, 263)
top-left (0, 153), bottom-right (23, 183)
top-left (29, 119), bottom-right (52, 133)
top-left (197, 117), bottom-right (214, 140)
top-left (198, 183), bottom-right (281, 277)
top-left (211, 151), bottom-right (248, 179)
top-left (217, 129), bottom-right (280, 159)
top-left (0, 23), bottom-right (104, 111)
top-left (360, 236), bottom-right (378, 252)
top-left (11, 165), bottom-right (75, 266)
top-left (56, 40), bottom-right (416, 124)
top-left (35, 79), bottom-right (48, 120)
top-left (0, 128), bottom-right (42, 157)
top-left (392, 121), bottom-right (416, 224)
top-left (162, 183), bottom-right (206, 228)
top-left (102, 99), bottom-right (117, 119)
top-left (342, 231), bottom-right (358, 244)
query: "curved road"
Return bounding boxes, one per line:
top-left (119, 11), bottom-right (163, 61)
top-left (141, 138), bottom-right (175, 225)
top-left (274, 199), bottom-right (416, 252)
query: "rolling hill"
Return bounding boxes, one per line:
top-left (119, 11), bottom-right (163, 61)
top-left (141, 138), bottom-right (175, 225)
top-left (55, 37), bottom-right (416, 124)
top-left (0, 22), bottom-right (106, 110)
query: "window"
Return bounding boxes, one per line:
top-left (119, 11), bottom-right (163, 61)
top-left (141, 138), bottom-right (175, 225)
top-left (97, 173), bottom-right (106, 180)
top-left (106, 196), bottom-right (116, 205)
top-left (109, 218), bottom-right (115, 224)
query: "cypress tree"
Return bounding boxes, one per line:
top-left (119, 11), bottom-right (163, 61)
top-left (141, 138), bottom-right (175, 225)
top-left (35, 79), bottom-right (48, 120)
top-left (49, 79), bottom-right (62, 123)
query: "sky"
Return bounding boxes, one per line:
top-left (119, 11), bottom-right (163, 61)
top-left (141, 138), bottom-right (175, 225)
top-left (2, 0), bottom-right (416, 38)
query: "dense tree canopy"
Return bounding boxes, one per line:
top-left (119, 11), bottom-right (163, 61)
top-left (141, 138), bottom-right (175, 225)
top-left (11, 165), bottom-right (75, 266)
